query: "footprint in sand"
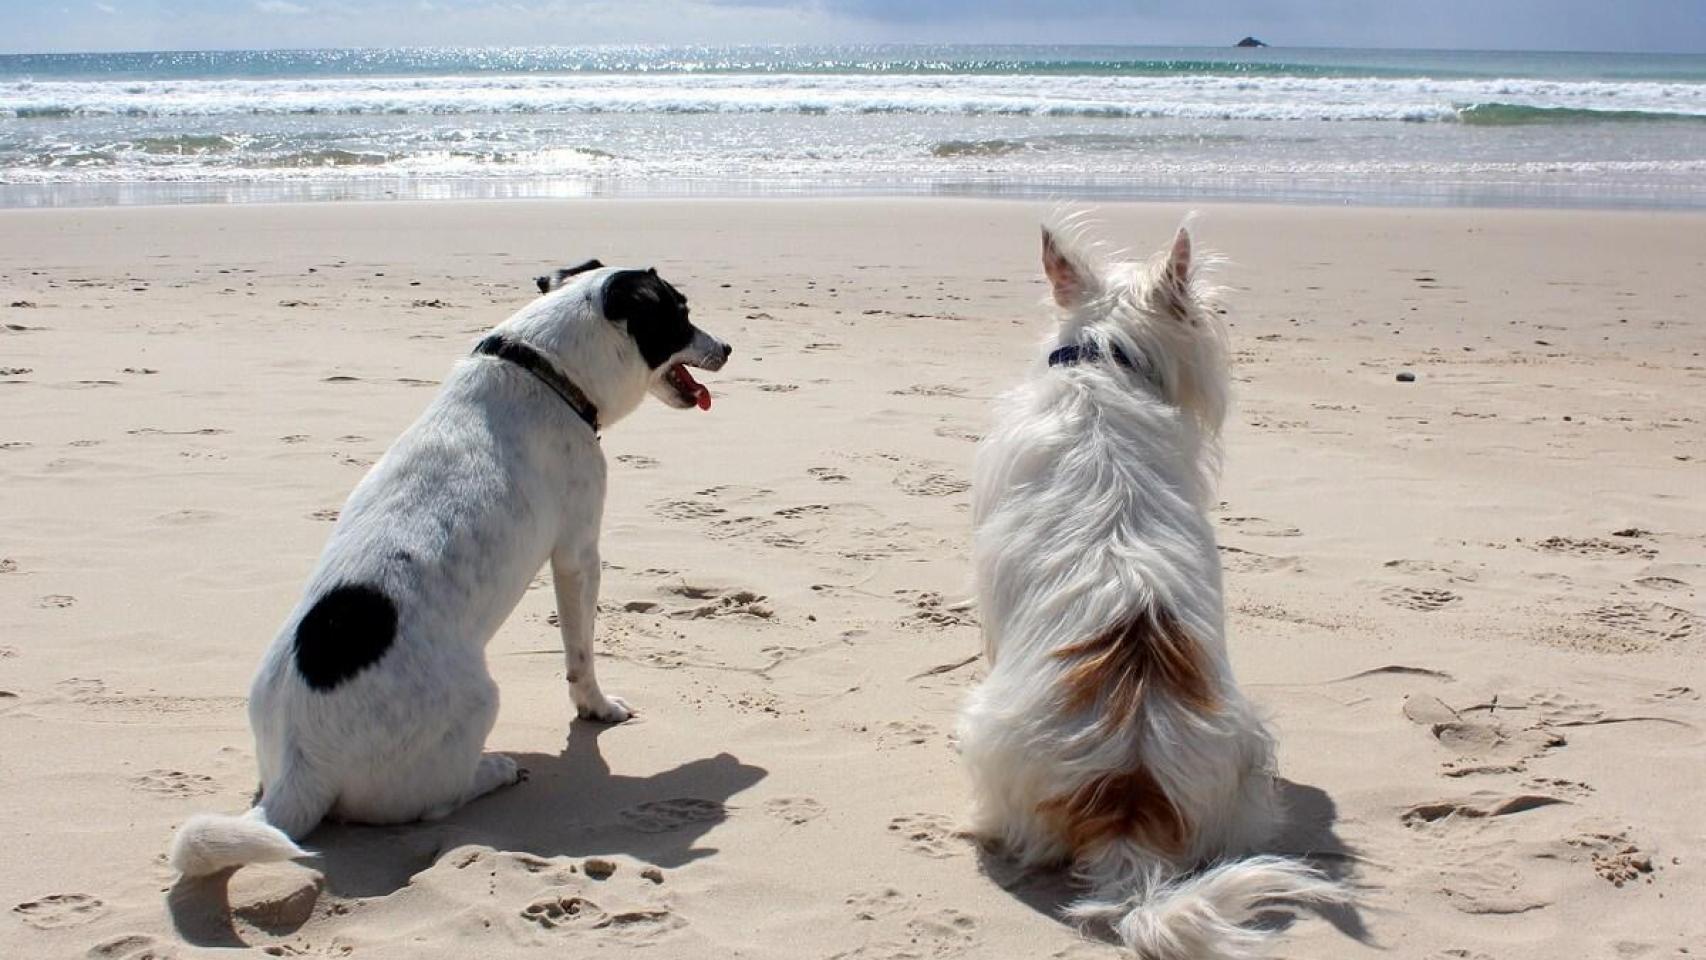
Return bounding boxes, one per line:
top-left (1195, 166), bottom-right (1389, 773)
top-left (829, 903), bottom-right (979, 960)
top-left (903, 909), bottom-right (979, 953)
top-left (1380, 586), bottom-right (1463, 612)
top-left (1522, 776), bottom-right (1595, 799)
top-left (1580, 603), bottom-right (1701, 643)
top-left (655, 499), bottom-right (727, 521)
top-left (1399, 792), bottom-right (1569, 828)
top-left (1403, 694), bottom-right (1566, 777)
top-left (1217, 515), bottom-right (1302, 538)
top-left (1384, 558), bottom-right (1480, 583)
top-left (706, 515), bottom-right (775, 541)
top-left (130, 769), bottom-right (219, 797)
top-left (894, 590), bottom-right (972, 629)
top-left (614, 454), bottom-right (659, 469)
top-left (763, 796), bottom-right (825, 825)
top-left (1563, 831), bottom-right (1657, 887)
top-left (12, 893), bottom-right (105, 929)
top-left (1218, 545), bottom-right (1302, 574)
top-left (889, 384), bottom-right (967, 397)
top-left (807, 466), bottom-right (850, 483)
top-left (618, 798), bottom-right (727, 833)
top-left (157, 509), bottom-right (220, 525)
top-left (34, 594), bottom-right (76, 609)
top-left (0, 558), bottom-right (18, 574)
top-left (893, 471), bottom-right (970, 498)
top-left (661, 585), bottom-right (774, 620)
top-left (887, 813), bottom-right (968, 859)
top-left (873, 720), bottom-right (938, 749)
top-left (932, 424), bottom-right (981, 443)
top-left (1530, 535), bottom-right (1656, 560)
top-left (127, 427), bottom-right (228, 437)
top-left (86, 934), bottom-right (171, 959)
top-left (523, 894), bottom-right (680, 938)
top-left (1537, 603), bottom-right (1705, 654)
top-left (844, 886), bottom-right (912, 921)
top-left (307, 508), bottom-right (339, 522)
top-left (522, 894), bottom-right (607, 931)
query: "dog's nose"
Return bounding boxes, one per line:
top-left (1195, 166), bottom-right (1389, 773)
top-left (721, 343), bottom-right (733, 361)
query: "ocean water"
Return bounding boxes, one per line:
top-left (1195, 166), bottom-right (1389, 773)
top-left (2, 45), bottom-right (1704, 208)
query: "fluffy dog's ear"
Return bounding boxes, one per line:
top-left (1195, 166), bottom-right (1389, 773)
top-left (1166, 227), bottom-right (1192, 284)
top-left (1042, 227), bottom-right (1094, 308)
top-left (1150, 226), bottom-right (1198, 319)
top-left (535, 258), bottom-right (605, 294)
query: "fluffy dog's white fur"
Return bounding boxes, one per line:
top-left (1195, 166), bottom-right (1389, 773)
top-left (957, 220), bottom-right (1338, 958)
top-left (169, 266), bottom-right (729, 877)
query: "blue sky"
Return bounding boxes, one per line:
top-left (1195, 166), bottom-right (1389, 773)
top-left (3, 0), bottom-right (1703, 54)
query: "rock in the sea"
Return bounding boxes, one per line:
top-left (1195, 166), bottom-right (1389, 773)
top-left (1235, 36), bottom-right (1268, 47)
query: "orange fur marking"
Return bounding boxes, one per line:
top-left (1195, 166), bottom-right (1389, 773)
top-left (1039, 764), bottom-right (1190, 857)
top-left (1052, 605), bottom-right (1216, 724)
top-left (1039, 605), bottom-right (1217, 855)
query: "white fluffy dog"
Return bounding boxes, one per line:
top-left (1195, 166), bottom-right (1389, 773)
top-left (956, 221), bottom-right (1337, 958)
top-left (170, 261), bottom-right (730, 877)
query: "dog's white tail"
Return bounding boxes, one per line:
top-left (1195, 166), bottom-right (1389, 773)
top-left (169, 760), bottom-right (333, 877)
top-left (1069, 855), bottom-right (1341, 960)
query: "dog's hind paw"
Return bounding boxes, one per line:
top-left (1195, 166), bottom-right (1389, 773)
top-left (577, 694), bottom-right (634, 724)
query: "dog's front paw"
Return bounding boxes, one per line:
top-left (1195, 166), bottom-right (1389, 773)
top-left (576, 694), bottom-right (634, 724)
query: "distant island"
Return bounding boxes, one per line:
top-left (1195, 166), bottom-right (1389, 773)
top-left (1234, 36), bottom-right (1268, 47)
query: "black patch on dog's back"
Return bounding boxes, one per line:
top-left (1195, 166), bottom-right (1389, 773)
top-left (603, 268), bottom-right (694, 369)
top-left (536, 259), bottom-right (604, 294)
top-left (294, 583), bottom-right (398, 692)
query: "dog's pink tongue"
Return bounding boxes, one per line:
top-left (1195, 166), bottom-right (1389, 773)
top-left (674, 364), bottom-right (712, 410)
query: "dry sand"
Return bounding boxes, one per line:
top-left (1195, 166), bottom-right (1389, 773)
top-left (2, 199), bottom-right (1703, 959)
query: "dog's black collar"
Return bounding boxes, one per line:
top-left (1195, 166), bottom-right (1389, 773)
top-left (473, 334), bottom-right (600, 436)
top-left (1048, 341), bottom-right (1162, 390)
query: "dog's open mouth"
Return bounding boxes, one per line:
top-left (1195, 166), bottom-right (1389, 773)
top-left (666, 363), bottom-right (712, 410)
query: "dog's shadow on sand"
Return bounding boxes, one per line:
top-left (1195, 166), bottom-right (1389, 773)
top-left (169, 719), bottom-right (767, 947)
top-left (979, 778), bottom-right (1372, 948)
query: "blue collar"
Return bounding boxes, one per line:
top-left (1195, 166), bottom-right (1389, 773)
top-left (1048, 342), bottom-right (1132, 369)
top-left (1048, 341), bottom-right (1162, 390)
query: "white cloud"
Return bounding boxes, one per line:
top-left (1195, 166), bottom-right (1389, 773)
top-left (93, 1), bottom-right (117, 13)
top-left (254, 0), bottom-right (309, 14)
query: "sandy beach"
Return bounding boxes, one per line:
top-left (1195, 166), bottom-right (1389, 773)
top-left (2, 198), bottom-right (1703, 959)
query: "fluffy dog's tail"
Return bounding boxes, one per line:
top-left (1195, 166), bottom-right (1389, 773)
top-left (169, 764), bottom-right (332, 877)
top-left (1068, 855), bottom-right (1341, 960)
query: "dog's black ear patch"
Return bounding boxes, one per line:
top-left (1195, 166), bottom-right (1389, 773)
top-left (293, 583), bottom-right (398, 692)
top-left (535, 258), bottom-right (605, 294)
top-left (603, 268), bottom-right (695, 369)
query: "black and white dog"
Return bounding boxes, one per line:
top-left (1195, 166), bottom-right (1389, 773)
top-left (170, 261), bottom-right (730, 876)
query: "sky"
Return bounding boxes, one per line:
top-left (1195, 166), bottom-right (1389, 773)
top-left (2, 0), bottom-right (1704, 55)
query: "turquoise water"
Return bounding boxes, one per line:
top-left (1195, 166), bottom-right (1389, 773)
top-left (3, 45), bottom-right (1704, 208)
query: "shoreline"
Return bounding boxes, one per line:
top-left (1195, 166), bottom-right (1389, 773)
top-left (5, 175), bottom-right (1706, 211)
